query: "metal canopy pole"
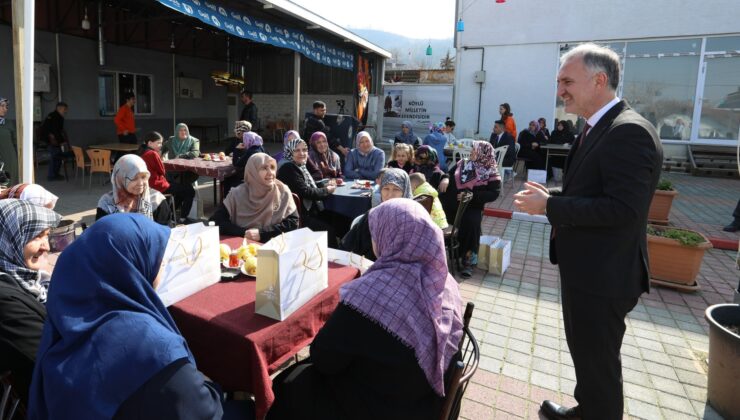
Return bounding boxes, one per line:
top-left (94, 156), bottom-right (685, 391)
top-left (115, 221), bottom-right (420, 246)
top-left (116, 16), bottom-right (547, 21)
top-left (293, 52), bottom-right (301, 132)
top-left (11, 0), bottom-right (35, 183)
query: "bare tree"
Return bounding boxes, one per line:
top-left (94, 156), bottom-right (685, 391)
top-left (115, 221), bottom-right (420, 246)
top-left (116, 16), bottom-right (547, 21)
top-left (440, 49), bottom-right (455, 70)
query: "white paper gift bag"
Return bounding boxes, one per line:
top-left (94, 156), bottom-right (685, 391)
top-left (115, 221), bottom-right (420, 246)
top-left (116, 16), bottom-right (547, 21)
top-left (477, 235), bottom-right (500, 271)
top-left (156, 222), bottom-right (221, 307)
top-left (327, 248), bottom-right (374, 275)
top-left (527, 169), bottom-right (547, 184)
top-left (255, 228), bottom-right (329, 321)
top-left (487, 238), bottom-right (512, 276)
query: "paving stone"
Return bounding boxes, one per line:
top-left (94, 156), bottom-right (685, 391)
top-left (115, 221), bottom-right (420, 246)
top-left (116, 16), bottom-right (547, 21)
top-left (674, 368), bottom-right (707, 388)
top-left (534, 334), bottom-right (559, 350)
top-left (558, 378), bottom-right (576, 396)
top-left (481, 343), bottom-right (506, 361)
top-left (530, 357), bottom-right (559, 375)
top-left (659, 408), bottom-right (697, 420)
top-left (505, 350), bottom-right (532, 368)
top-left (624, 382), bottom-right (658, 403)
top-left (682, 383), bottom-right (707, 403)
top-left (626, 398), bottom-right (662, 420)
top-left (495, 390), bottom-right (529, 416)
top-left (530, 370), bottom-right (559, 392)
top-left (641, 348), bottom-right (674, 366)
top-left (501, 363), bottom-right (530, 382)
top-left (622, 368), bottom-right (649, 385)
top-left (461, 398), bottom-right (495, 420)
top-left (532, 345), bottom-right (558, 361)
top-left (508, 339), bottom-right (533, 355)
top-left (643, 361), bottom-right (680, 381)
top-left (650, 376), bottom-right (687, 398)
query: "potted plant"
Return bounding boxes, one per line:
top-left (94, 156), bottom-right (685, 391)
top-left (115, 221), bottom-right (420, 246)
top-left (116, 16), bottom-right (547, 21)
top-left (648, 179), bottom-right (678, 224)
top-left (704, 303), bottom-right (740, 419)
top-left (647, 225), bottom-right (712, 291)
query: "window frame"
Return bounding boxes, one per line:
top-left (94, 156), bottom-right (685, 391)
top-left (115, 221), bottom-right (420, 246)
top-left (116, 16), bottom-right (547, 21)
top-left (98, 70), bottom-right (155, 117)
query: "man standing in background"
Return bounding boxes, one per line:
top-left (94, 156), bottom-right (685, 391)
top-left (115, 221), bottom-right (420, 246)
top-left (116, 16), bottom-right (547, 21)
top-left (40, 102), bottom-right (71, 181)
top-left (114, 93), bottom-right (137, 144)
top-left (239, 89), bottom-right (259, 131)
top-left (0, 97), bottom-right (18, 184)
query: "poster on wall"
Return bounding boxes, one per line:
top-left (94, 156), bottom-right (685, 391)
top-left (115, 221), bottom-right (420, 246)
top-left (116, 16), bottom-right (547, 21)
top-left (356, 56), bottom-right (371, 125)
top-left (381, 84), bottom-right (453, 140)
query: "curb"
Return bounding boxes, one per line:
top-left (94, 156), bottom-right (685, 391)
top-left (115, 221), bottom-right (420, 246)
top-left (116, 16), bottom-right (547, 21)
top-left (483, 208), bottom-right (739, 251)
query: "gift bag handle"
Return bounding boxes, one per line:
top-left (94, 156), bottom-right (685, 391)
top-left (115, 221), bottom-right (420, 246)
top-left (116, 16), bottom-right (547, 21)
top-left (173, 237), bottom-right (204, 267)
top-left (297, 243), bottom-right (324, 271)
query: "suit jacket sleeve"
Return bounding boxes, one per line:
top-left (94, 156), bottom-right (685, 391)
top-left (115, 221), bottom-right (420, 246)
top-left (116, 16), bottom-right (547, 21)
top-left (546, 124), bottom-right (659, 228)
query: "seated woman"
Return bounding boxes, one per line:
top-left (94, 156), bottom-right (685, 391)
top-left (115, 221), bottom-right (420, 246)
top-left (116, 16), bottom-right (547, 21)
top-left (139, 131), bottom-right (195, 222)
top-left (0, 199), bottom-right (59, 406)
top-left (340, 168), bottom-right (412, 261)
top-left (277, 138), bottom-right (348, 247)
top-left (0, 183), bottom-right (58, 209)
top-left (164, 123), bottom-right (201, 160)
top-left (410, 145), bottom-right (449, 192)
top-left (441, 141), bottom-right (502, 278)
top-left (28, 214), bottom-right (245, 419)
top-left (268, 199), bottom-right (463, 420)
top-left (549, 120), bottom-right (575, 145)
top-left (223, 131), bottom-right (267, 196)
top-left (423, 122), bottom-right (448, 171)
top-left (96, 154), bottom-right (172, 226)
top-left (393, 121), bottom-right (420, 147)
top-left (386, 143), bottom-right (414, 173)
top-left (223, 120), bottom-right (252, 157)
top-left (517, 120), bottom-right (547, 170)
top-left (308, 132), bottom-right (342, 179)
top-left (274, 130), bottom-right (300, 164)
top-left (344, 131), bottom-right (385, 180)
top-left (210, 153), bottom-right (299, 241)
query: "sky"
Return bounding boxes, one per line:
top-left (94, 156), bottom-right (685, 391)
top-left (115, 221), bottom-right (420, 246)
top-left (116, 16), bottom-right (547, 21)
top-left (290, 0), bottom-right (455, 40)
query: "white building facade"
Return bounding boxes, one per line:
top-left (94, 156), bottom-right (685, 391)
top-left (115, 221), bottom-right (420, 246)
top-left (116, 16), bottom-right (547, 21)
top-left (453, 0), bottom-right (740, 156)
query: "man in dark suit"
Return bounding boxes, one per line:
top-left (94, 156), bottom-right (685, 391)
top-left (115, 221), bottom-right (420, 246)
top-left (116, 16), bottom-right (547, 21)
top-left (514, 43), bottom-right (662, 420)
top-left (239, 89), bottom-right (259, 131)
top-left (489, 120), bottom-right (516, 167)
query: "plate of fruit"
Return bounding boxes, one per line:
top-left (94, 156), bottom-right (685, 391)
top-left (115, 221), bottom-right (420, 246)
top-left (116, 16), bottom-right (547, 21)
top-left (203, 152), bottom-right (227, 162)
top-left (219, 242), bottom-right (260, 277)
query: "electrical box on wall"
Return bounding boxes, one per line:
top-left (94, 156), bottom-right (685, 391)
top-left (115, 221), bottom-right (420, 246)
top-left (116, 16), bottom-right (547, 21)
top-left (34, 63), bottom-right (51, 93)
top-left (474, 70), bottom-right (486, 84)
top-left (177, 77), bottom-right (203, 99)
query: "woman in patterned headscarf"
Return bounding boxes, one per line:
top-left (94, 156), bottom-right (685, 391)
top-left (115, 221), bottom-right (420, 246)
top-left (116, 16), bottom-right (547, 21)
top-left (269, 199), bottom-right (463, 420)
top-left (308, 132), bottom-right (342, 179)
top-left (0, 183), bottom-right (58, 209)
top-left (0, 199), bottom-right (60, 405)
top-left (96, 154), bottom-right (171, 225)
top-left (277, 138), bottom-right (349, 247)
top-left (441, 140), bottom-right (502, 278)
top-left (410, 145), bottom-right (449, 192)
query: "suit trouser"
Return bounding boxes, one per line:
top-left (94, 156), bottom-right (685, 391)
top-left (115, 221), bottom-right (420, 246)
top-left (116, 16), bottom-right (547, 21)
top-left (733, 198), bottom-right (740, 220)
top-left (560, 285), bottom-right (638, 420)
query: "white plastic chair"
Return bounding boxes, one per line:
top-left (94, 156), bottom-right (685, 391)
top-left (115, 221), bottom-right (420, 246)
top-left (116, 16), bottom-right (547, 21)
top-left (501, 143), bottom-right (519, 184)
top-left (494, 145), bottom-right (508, 171)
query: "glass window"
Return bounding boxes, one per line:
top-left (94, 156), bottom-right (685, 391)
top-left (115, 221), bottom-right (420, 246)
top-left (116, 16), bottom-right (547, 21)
top-left (98, 73), bottom-right (116, 116)
top-left (622, 52), bottom-right (700, 140)
top-left (626, 39), bottom-right (701, 56)
top-left (705, 36), bottom-right (740, 53)
top-left (118, 73), bottom-right (135, 106)
top-left (699, 56), bottom-right (740, 141)
top-left (135, 75), bottom-right (153, 114)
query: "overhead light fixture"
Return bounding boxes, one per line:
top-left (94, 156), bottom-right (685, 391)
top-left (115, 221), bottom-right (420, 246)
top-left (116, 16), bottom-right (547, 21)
top-left (456, 18), bottom-right (464, 32)
top-left (343, 39), bottom-right (351, 43)
top-left (81, 7), bottom-right (91, 30)
top-left (426, 43), bottom-right (433, 56)
top-left (170, 34), bottom-right (175, 49)
top-left (306, 25), bottom-right (320, 30)
top-left (263, 4), bottom-right (274, 9)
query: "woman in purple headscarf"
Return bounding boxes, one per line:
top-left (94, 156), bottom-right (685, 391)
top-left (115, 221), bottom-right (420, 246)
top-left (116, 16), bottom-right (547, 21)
top-left (268, 199), bottom-right (463, 420)
top-left (441, 140), bottom-right (502, 278)
top-left (222, 131), bottom-right (267, 196)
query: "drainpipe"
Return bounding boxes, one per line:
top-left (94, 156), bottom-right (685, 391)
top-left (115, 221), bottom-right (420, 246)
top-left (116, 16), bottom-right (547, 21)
top-left (97, 1), bottom-right (105, 66)
top-left (55, 33), bottom-right (62, 101)
top-left (463, 46), bottom-right (485, 135)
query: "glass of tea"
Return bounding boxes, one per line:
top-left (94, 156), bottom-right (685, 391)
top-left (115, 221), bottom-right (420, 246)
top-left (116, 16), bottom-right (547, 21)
top-left (228, 252), bottom-right (240, 268)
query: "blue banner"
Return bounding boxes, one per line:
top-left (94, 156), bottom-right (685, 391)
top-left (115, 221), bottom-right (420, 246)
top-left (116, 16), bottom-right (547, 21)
top-left (157, 0), bottom-right (354, 71)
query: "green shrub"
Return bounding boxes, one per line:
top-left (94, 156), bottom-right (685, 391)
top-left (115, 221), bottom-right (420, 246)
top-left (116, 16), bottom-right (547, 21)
top-left (656, 179), bottom-right (674, 191)
top-left (647, 226), bottom-right (706, 247)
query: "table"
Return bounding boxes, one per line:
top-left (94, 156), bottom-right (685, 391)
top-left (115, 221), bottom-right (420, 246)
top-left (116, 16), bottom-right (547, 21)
top-left (164, 157), bottom-right (237, 204)
top-left (88, 143), bottom-right (140, 152)
top-left (323, 182), bottom-right (372, 220)
top-left (541, 144), bottom-right (572, 170)
top-left (169, 236), bottom-right (360, 419)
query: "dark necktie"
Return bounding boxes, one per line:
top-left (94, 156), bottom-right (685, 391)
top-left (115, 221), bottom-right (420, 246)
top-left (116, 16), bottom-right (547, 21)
top-left (576, 123), bottom-right (591, 148)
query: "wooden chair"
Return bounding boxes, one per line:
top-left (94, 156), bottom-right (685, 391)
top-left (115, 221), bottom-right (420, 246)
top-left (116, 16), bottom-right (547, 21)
top-left (292, 193), bottom-right (303, 228)
top-left (0, 371), bottom-right (21, 420)
top-left (438, 302), bottom-right (480, 420)
top-left (86, 148), bottom-right (112, 189)
top-left (413, 194), bottom-right (434, 214)
top-left (443, 191), bottom-right (474, 275)
top-left (71, 146), bottom-right (90, 185)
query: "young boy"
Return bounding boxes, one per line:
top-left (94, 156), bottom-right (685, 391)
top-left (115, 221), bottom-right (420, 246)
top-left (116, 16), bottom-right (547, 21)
top-left (409, 172), bottom-right (448, 229)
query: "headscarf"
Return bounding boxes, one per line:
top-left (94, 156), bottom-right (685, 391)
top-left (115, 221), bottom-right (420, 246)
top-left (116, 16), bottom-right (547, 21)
top-left (455, 140), bottom-right (501, 189)
top-left (235, 120), bottom-right (252, 138)
top-left (283, 130), bottom-right (300, 144)
top-left (0, 183), bottom-right (58, 209)
top-left (430, 122), bottom-right (444, 134)
top-left (243, 131), bottom-right (264, 149)
top-left (223, 153), bottom-right (296, 229)
top-left (0, 199), bottom-right (60, 303)
top-left (396, 121), bottom-right (416, 145)
top-left (355, 130), bottom-right (374, 155)
top-left (97, 154), bottom-right (165, 219)
top-left (379, 168), bottom-right (412, 200)
top-left (340, 199), bottom-right (463, 396)
top-left (309, 132), bottom-right (341, 177)
top-left (168, 123), bottom-right (195, 157)
top-left (0, 97), bottom-right (7, 125)
top-left (28, 214), bottom-right (195, 419)
top-left (415, 145), bottom-right (441, 168)
top-left (528, 120), bottom-right (540, 135)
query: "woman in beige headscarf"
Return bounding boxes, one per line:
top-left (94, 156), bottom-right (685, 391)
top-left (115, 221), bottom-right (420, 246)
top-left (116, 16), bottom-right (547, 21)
top-left (209, 153), bottom-right (299, 241)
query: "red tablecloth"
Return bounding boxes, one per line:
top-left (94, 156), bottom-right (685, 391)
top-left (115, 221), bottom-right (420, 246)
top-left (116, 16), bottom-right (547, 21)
top-left (164, 157), bottom-right (237, 181)
top-left (169, 236), bottom-right (360, 419)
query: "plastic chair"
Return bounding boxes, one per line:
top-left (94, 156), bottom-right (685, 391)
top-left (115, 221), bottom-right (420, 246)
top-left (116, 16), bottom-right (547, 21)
top-left (86, 148), bottom-right (112, 189)
top-left (292, 193), bottom-right (303, 228)
top-left (438, 302), bottom-right (479, 420)
top-left (443, 191), bottom-right (474, 274)
top-left (413, 194), bottom-right (434, 214)
top-left (502, 143), bottom-right (521, 184)
top-left (71, 146), bottom-right (90, 185)
top-left (0, 371), bottom-right (21, 420)
top-left (493, 145), bottom-right (508, 170)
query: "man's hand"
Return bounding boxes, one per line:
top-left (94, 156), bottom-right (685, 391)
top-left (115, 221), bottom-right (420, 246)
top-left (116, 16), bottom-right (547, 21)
top-left (245, 229), bottom-right (260, 241)
top-left (123, 130), bottom-right (129, 136)
top-left (326, 184), bottom-right (337, 194)
top-left (513, 181), bottom-right (550, 215)
top-left (438, 178), bottom-right (449, 193)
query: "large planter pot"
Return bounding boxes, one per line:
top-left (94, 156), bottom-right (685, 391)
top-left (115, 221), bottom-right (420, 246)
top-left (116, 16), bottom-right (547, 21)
top-left (647, 225), bottom-right (712, 287)
top-left (648, 189), bottom-right (678, 224)
top-left (704, 304), bottom-right (740, 419)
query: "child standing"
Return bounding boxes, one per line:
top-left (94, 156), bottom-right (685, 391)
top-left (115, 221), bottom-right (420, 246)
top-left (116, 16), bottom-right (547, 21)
top-left (409, 172), bottom-right (448, 229)
top-left (386, 143), bottom-right (414, 173)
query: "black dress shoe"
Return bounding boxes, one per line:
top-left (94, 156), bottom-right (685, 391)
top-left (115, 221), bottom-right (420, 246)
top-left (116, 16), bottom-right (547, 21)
top-left (723, 222), bottom-right (740, 232)
top-left (540, 400), bottom-right (581, 420)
